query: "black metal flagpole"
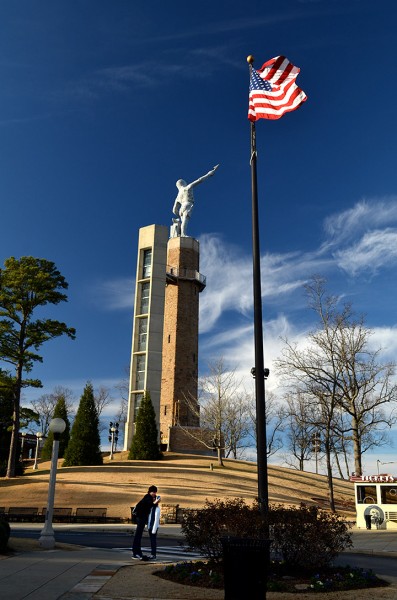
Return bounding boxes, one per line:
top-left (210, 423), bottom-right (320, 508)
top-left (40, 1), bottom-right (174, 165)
top-left (248, 56), bottom-right (269, 521)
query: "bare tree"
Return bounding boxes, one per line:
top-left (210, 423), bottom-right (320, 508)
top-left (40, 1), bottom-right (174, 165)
top-left (331, 319), bottom-right (397, 475)
top-left (276, 279), bottom-right (349, 511)
top-left (30, 386), bottom-right (74, 435)
top-left (115, 371), bottom-right (129, 431)
top-left (248, 389), bottom-right (284, 458)
top-left (181, 359), bottom-right (253, 465)
top-left (329, 410), bottom-right (353, 479)
top-left (282, 391), bottom-right (320, 471)
top-left (221, 391), bottom-right (252, 459)
top-left (94, 385), bottom-right (113, 417)
top-left (307, 277), bottom-right (397, 475)
top-left (276, 277), bottom-right (397, 509)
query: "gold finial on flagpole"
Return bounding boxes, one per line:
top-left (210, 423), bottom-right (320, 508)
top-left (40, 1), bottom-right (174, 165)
top-left (247, 55), bottom-right (255, 64)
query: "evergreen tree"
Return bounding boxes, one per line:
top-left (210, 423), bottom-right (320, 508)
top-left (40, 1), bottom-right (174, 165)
top-left (128, 391), bottom-right (161, 460)
top-left (0, 256), bottom-right (75, 477)
top-left (41, 395), bottom-right (71, 460)
top-left (63, 383), bottom-right (102, 466)
top-left (0, 375), bottom-right (13, 475)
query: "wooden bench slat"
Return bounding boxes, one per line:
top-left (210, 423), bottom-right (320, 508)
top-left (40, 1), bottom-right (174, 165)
top-left (75, 508), bottom-right (107, 516)
top-left (6, 507), bottom-right (40, 522)
top-left (41, 507), bottom-right (73, 522)
top-left (42, 507), bottom-right (73, 515)
top-left (8, 507), bottom-right (39, 514)
top-left (74, 508), bottom-right (107, 522)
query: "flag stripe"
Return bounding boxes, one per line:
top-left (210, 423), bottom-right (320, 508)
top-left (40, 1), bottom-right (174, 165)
top-left (248, 55), bottom-right (307, 121)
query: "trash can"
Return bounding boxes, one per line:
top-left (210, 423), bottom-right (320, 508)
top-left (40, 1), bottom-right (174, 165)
top-left (221, 536), bottom-right (271, 600)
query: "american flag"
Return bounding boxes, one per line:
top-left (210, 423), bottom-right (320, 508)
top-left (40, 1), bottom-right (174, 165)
top-left (248, 56), bottom-right (307, 121)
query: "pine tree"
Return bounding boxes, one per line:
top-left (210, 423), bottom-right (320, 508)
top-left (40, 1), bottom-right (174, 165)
top-left (0, 256), bottom-right (75, 477)
top-left (63, 383), bottom-right (103, 466)
top-left (41, 395), bottom-right (71, 460)
top-left (128, 391), bottom-right (161, 460)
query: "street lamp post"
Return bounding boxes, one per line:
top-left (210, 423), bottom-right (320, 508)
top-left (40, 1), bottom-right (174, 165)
top-left (108, 422), bottom-right (119, 460)
top-left (377, 460), bottom-right (397, 475)
top-left (20, 432), bottom-right (26, 461)
top-left (39, 418), bottom-right (66, 549)
top-left (32, 432), bottom-right (43, 470)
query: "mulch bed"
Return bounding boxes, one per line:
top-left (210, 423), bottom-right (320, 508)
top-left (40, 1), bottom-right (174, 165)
top-left (155, 560), bottom-right (390, 593)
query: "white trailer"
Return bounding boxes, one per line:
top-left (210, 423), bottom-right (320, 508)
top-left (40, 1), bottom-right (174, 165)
top-left (351, 474), bottom-right (397, 530)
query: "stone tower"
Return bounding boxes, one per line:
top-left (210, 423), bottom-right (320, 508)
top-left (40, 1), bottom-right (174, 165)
top-left (124, 229), bottom-right (208, 453)
top-left (159, 237), bottom-right (206, 446)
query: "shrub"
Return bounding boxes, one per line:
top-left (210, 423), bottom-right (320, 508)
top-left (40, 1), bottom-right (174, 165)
top-left (269, 504), bottom-right (353, 570)
top-left (0, 519), bottom-right (10, 553)
top-left (181, 498), bottom-right (265, 562)
top-left (63, 383), bottom-right (102, 466)
top-left (181, 498), bottom-right (352, 570)
top-left (128, 391), bottom-right (162, 460)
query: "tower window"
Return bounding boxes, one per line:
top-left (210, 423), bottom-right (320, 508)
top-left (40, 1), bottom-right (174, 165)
top-left (135, 354), bottom-right (146, 389)
top-left (133, 393), bottom-right (143, 422)
top-left (137, 318), bottom-right (147, 351)
top-left (140, 282), bottom-right (150, 314)
top-left (142, 249), bottom-right (152, 278)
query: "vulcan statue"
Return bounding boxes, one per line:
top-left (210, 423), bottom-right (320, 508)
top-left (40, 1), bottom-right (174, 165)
top-left (171, 165), bottom-right (219, 237)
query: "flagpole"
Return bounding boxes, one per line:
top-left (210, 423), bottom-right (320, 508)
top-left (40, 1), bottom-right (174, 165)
top-left (248, 55), bottom-right (269, 522)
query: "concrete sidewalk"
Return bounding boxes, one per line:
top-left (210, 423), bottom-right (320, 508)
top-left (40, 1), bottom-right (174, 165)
top-left (0, 545), bottom-right (130, 600)
top-left (1, 525), bottom-right (397, 600)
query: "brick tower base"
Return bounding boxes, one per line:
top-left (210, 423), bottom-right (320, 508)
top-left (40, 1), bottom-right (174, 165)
top-left (165, 426), bottom-right (216, 456)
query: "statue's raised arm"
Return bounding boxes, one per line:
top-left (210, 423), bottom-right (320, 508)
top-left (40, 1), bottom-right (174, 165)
top-left (171, 165), bottom-right (219, 238)
top-left (188, 164), bottom-right (219, 189)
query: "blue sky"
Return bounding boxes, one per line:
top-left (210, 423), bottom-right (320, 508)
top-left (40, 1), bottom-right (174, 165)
top-left (1, 1), bottom-right (397, 474)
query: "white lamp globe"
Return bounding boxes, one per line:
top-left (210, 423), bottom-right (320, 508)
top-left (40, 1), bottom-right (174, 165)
top-left (49, 418), bottom-right (66, 434)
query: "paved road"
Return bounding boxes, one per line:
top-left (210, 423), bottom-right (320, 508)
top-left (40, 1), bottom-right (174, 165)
top-left (11, 529), bottom-right (200, 563)
top-left (11, 528), bottom-right (397, 583)
top-left (11, 529), bottom-right (181, 548)
top-left (335, 552), bottom-right (397, 585)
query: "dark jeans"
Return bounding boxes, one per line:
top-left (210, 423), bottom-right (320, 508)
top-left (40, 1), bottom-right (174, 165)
top-left (132, 517), bottom-right (146, 555)
top-left (149, 530), bottom-right (157, 556)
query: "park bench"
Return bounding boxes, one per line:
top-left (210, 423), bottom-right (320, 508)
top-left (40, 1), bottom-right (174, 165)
top-left (42, 507), bottom-right (73, 523)
top-left (74, 508), bottom-right (107, 523)
top-left (6, 507), bottom-right (39, 522)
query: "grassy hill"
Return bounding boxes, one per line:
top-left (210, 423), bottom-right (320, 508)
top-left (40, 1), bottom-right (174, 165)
top-left (0, 452), bottom-right (355, 520)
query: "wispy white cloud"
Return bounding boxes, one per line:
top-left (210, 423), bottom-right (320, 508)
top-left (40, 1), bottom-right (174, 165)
top-left (197, 197), bottom-right (397, 400)
top-left (93, 196), bottom-right (397, 360)
top-left (371, 326), bottom-right (397, 360)
top-left (324, 197), bottom-right (397, 244)
top-left (198, 234), bottom-right (331, 333)
top-left (89, 276), bottom-right (135, 310)
top-left (335, 228), bottom-right (397, 276)
top-left (200, 313), bottom-right (301, 393)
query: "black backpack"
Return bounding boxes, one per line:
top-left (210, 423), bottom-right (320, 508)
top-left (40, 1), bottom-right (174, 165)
top-left (131, 497), bottom-right (145, 523)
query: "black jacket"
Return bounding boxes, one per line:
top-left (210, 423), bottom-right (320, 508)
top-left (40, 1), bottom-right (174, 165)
top-left (135, 493), bottom-right (155, 521)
